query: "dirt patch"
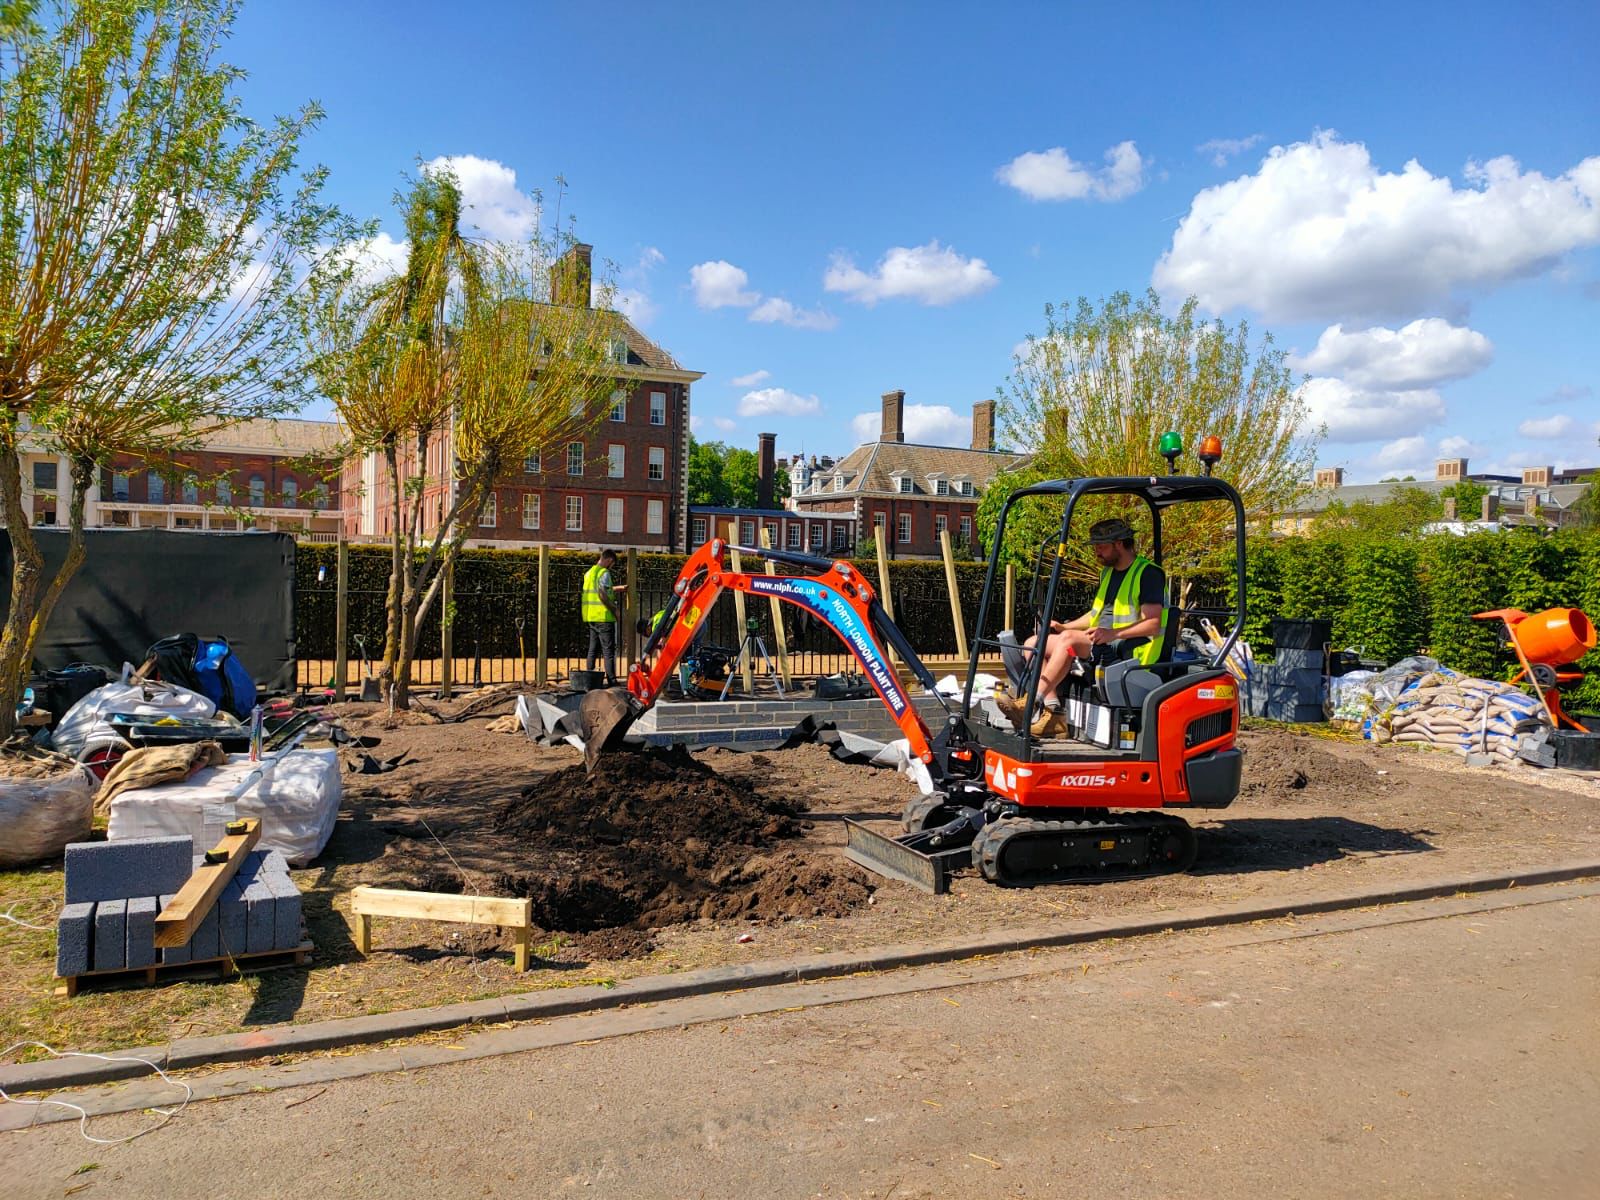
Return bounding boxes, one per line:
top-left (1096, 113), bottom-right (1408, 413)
top-left (490, 746), bottom-right (873, 949)
top-left (1237, 727), bottom-right (1382, 801)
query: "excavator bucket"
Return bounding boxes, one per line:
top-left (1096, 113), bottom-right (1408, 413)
top-left (577, 687), bottom-right (638, 773)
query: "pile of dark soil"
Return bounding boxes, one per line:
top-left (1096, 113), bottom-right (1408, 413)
top-left (492, 746), bottom-right (873, 948)
top-left (1238, 728), bottom-right (1383, 801)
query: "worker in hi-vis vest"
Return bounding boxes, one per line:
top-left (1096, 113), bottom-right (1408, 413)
top-left (581, 548), bottom-right (627, 683)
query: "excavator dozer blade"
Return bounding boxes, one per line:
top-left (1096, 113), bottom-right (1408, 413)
top-left (842, 820), bottom-right (955, 895)
top-left (578, 687), bottom-right (638, 773)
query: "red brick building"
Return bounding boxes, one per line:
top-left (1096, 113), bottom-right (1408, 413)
top-left (788, 392), bottom-right (1024, 558)
top-left (342, 245), bottom-right (702, 552)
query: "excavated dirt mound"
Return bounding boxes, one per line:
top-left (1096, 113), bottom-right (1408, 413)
top-left (1237, 728), bottom-right (1383, 801)
top-left (491, 746), bottom-right (874, 949)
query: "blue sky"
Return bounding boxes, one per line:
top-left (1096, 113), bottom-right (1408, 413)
top-left (231, 1), bottom-right (1599, 481)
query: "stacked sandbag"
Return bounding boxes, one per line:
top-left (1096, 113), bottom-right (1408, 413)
top-left (1363, 666), bottom-right (1543, 763)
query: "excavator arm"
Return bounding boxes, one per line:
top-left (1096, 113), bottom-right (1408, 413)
top-left (578, 536), bottom-right (944, 769)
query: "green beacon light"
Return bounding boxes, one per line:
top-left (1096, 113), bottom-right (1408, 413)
top-left (1159, 431), bottom-right (1183, 474)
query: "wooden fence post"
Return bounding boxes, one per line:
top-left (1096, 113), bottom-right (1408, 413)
top-left (534, 545), bottom-right (550, 688)
top-left (728, 542), bottom-right (755, 693)
top-left (1004, 561), bottom-right (1016, 635)
top-left (873, 523), bottom-right (899, 666)
top-left (623, 548), bottom-right (639, 672)
top-left (939, 529), bottom-right (970, 660)
top-left (439, 560), bottom-right (454, 699)
top-left (759, 526), bottom-right (791, 689)
top-left (332, 536), bottom-right (348, 697)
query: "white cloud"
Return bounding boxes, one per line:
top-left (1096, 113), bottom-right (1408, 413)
top-left (730, 369), bottom-right (770, 387)
top-left (996, 141), bottom-right (1147, 201)
top-left (1372, 435), bottom-right (1431, 474)
top-left (639, 246), bottom-right (665, 269)
top-left (690, 412), bottom-right (737, 434)
top-left (1537, 383), bottom-right (1593, 407)
top-left (342, 231), bottom-right (410, 283)
top-left (824, 240), bottom-right (998, 307)
top-left (689, 260), bottom-right (759, 309)
top-left (613, 288), bottom-right (657, 326)
top-left (850, 403), bottom-right (971, 448)
top-left (1197, 134), bottom-right (1263, 167)
top-left (1291, 318), bottom-right (1493, 390)
top-left (749, 296), bottom-right (838, 330)
top-left (1300, 376), bottom-right (1447, 443)
top-left (422, 155), bottom-right (539, 242)
top-left (1518, 414), bottom-right (1579, 439)
top-left (1154, 132), bottom-right (1600, 322)
top-left (736, 387), bottom-right (822, 418)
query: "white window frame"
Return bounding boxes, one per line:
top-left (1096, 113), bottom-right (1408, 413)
top-left (786, 523), bottom-right (801, 549)
top-left (607, 443), bottom-right (625, 478)
top-left (281, 478), bottom-right (297, 508)
top-left (565, 495), bottom-right (583, 531)
top-left (479, 494), bottom-right (497, 527)
top-left (895, 474), bottom-right (912, 494)
top-left (832, 526), bottom-right (849, 550)
top-left (691, 517), bottom-right (708, 543)
top-left (897, 513), bottom-right (911, 544)
top-left (524, 452), bottom-right (540, 475)
top-left (522, 493), bottom-right (541, 530)
top-left (649, 391), bottom-right (667, 426)
top-left (567, 442), bottom-right (584, 476)
top-left (611, 336), bottom-right (629, 365)
top-left (609, 389), bottom-right (627, 421)
top-left (763, 521), bottom-right (778, 547)
top-left (740, 519), bottom-right (756, 544)
top-left (149, 471), bottom-right (166, 504)
top-left (872, 511), bottom-right (885, 531)
top-left (647, 499), bottom-right (664, 536)
top-left (606, 497), bottom-right (624, 533)
top-left (809, 524), bottom-right (824, 549)
top-left (832, 475), bottom-right (844, 492)
top-left (216, 477), bottom-right (231, 505)
top-left (934, 514), bottom-right (947, 536)
top-left (935, 479), bottom-right (950, 497)
top-left (648, 446), bottom-right (665, 481)
top-left (960, 515), bottom-right (972, 544)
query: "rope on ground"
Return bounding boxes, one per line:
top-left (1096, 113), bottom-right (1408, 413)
top-left (0, 1041), bottom-right (191, 1144)
top-left (0, 901), bottom-right (57, 931)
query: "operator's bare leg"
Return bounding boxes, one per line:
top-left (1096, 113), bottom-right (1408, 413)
top-left (1038, 630), bottom-right (1090, 704)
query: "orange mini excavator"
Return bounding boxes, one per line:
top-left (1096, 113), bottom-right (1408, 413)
top-left (579, 436), bottom-right (1248, 892)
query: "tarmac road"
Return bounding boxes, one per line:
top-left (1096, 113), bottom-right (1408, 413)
top-left (8, 885), bottom-right (1599, 1199)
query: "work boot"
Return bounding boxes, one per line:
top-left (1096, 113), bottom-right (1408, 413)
top-left (993, 687), bottom-right (1028, 731)
top-left (1030, 708), bottom-right (1067, 739)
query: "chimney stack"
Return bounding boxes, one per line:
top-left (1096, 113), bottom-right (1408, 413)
top-left (881, 390), bottom-right (905, 443)
top-left (1435, 457), bottom-right (1468, 481)
top-left (971, 400), bottom-right (996, 452)
top-left (1522, 466), bottom-right (1552, 486)
top-left (1314, 467), bottom-right (1344, 489)
top-left (551, 242), bottom-right (593, 307)
top-left (1481, 493), bottom-right (1499, 522)
top-left (1443, 496), bottom-right (1458, 520)
top-left (757, 432), bottom-right (776, 509)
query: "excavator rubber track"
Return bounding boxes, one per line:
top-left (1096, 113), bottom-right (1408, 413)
top-left (971, 812), bottom-right (1198, 887)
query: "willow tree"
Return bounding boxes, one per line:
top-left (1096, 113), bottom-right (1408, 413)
top-left (310, 173), bottom-right (622, 708)
top-left (983, 290), bottom-right (1317, 588)
top-left (0, 0), bottom-right (356, 737)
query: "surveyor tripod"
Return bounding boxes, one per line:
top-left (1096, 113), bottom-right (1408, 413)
top-left (719, 617), bottom-right (786, 700)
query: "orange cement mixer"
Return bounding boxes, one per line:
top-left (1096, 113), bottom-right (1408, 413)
top-left (1473, 607), bottom-right (1597, 730)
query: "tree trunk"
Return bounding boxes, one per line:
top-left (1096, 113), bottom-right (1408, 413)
top-left (381, 441), bottom-right (402, 700)
top-left (19, 457), bottom-right (93, 675)
top-left (0, 422), bottom-right (42, 742)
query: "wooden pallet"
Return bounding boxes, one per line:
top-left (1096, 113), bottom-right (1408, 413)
top-left (55, 941), bottom-right (313, 998)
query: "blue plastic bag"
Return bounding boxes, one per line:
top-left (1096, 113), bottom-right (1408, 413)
top-left (193, 637), bottom-right (257, 719)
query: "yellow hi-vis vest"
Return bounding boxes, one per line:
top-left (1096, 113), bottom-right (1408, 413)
top-left (581, 564), bottom-right (612, 622)
top-left (1085, 555), bottom-right (1170, 666)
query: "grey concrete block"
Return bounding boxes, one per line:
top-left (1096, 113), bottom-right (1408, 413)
top-left (64, 835), bottom-right (195, 904)
top-left (125, 896), bottom-right (158, 970)
top-left (239, 852), bottom-right (276, 954)
top-left (55, 902), bottom-right (94, 978)
top-left (219, 878), bottom-right (248, 960)
top-left (93, 899), bottom-right (127, 971)
top-left (157, 894), bottom-right (190, 965)
top-left (263, 872), bottom-right (303, 950)
top-left (187, 902), bottom-right (221, 963)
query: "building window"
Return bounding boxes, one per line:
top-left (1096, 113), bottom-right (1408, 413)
top-left (33, 461), bottom-right (57, 491)
top-left (809, 524), bottom-right (824, 549)
top-left (764, 521), bottom-right (778, 547)
top-left (897, 513), bottom-right (911, 544)
top-left (934, 514), bottom-right (947, 536)
top-left (961, 481), bottom-right (973, 496)
top-left (608, 444), bottom-right (625, 478)
top-left (148, 471), bottom-right (165, 504)
top-left (896, 475), bottom-right (912, 494)
top-left (606, 497), bottom-right (624, 533)
top-left (479, 494), bottom-right (497, 527)
top-left (647, 499), bottom-right (664, 536)
top-left (740, 519), bottom-right (756, 544)
top-left (565, 495), bottom-right (583, 531)
top-left (569, 391), bottom-right (585, 418)
top-left (832, 526), bottom-right (848, 550)
top-left (33, 500), bottom-right (55, 525)
top-left (248, 475), bottom-right (265, 507)
top-left (648, 447), bottom-right (665, 481)
top-left (832, 475), bottom-right (844, 492)
top-left (524, 453), bottom-right (540, 475)
top-left (282, 478), bottom-right (297, 508)
top-left (649, 391), bottom-right (666, 425)
top-left (216, 478), bottom-right (231, 505)
top-left (873, 511), bottom-right (885, 532)
top-left (691, 517), bottom-right (708, 543)
top-left (518, 493), bottom-right (539, 529)
top-left (567, 442), bottom-right (584, 476)
top-left (112, 471), bottom-right (130, 501)
top-left (787, 524), bottom-right (801, 549)
top-left (609, 390), bottom-right (627, 421)
top-left (935, 479), bottom-right (949, 496)
top-left (611, 336), bottom-right (629, 365)
top-left (960, 515), bottom-right (972, 544)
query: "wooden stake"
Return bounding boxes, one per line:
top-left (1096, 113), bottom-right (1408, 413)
top-left (873, 522), bottom-right (899, 666)
top-left (1004, 561), bottom-right (1016, 635)
top-left (729, 543), bottom-right (755, 693)
top-left (940, 529), bottom-right (970, 660)
top-left (154, 819), bottom-right (262, 948)
top-left (332, 537), bottom-right (348, 697)
top-left (534, 545), bottom-right (549, 688)
top-left (439, 560), bottom-right (454, 700)
top-left (623, 548), bottom-right (639, 671)
top-left (759, 526), bottom-right (792, 689)
top-left (348, 886), bottom-right (535, 972)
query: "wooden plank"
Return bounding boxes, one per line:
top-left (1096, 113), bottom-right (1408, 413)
top-left (332, 536), bottom-right (348, 696)
top-left (623, 548), bottom-right (639, 672)
top-left (153, 819), bottom-right (261, 948)
top-left (440, 560), bottom-right (454, 699)
top-left (349, 886), bottom-right (532, 928)
top-left (56, 942), bottom-right (314, 996)
top-left (873, 523), bottom-right (899, 667)
top-left (940, 529), bottom-right (970, 660)
top-left (534, 545), bottom-right (550, 688)
top-left (728, 545), bottom-right (755, 694)
top-left (353, 911), bottom-right (372, 956)
top-left (758, 526), bottom-right (791, 689)
top-left (513, 926), bottom-right (531, 973)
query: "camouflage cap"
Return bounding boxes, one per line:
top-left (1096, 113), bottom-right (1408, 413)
top-left (1087, 517), bottom-right (1135, 544)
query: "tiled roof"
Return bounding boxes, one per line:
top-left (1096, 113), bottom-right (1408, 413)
top-left (798, 440), bottom-right (1025, 500)
top-left (1283, 478), bottom-right (1590, 516)
top-left (201, 418), bottom-right (344, 456)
